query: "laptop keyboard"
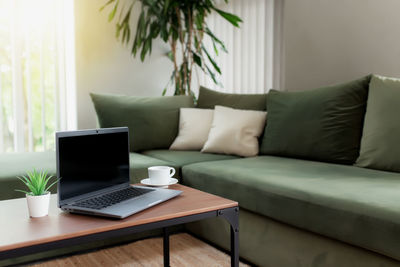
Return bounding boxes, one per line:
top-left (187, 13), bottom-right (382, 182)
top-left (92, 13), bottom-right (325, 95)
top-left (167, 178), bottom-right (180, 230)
top-left (74, 187), bottom-right (154, 210)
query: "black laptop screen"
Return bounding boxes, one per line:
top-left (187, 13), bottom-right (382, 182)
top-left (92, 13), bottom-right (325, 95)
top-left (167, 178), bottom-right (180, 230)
top-left (57, 131), bottom-right (130, 201)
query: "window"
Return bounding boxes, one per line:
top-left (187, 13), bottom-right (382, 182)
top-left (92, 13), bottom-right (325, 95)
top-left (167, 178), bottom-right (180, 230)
top-left (0, 0), bottom-right (76, 153)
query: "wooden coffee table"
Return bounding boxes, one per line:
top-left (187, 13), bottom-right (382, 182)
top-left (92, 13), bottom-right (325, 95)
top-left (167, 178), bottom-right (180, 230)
top-left (0, 184), bottom-right (239, 267)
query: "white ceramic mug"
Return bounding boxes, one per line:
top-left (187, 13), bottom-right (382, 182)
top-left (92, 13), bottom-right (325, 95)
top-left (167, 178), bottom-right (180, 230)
top-left (148, 166), bottom-right (176, 185)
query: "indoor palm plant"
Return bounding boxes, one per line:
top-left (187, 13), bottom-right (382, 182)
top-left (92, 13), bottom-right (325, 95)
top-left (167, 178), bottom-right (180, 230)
top-left (101, 0), bottom-right (242, 96)
top-left (16, 169), bottom-right (58, 217)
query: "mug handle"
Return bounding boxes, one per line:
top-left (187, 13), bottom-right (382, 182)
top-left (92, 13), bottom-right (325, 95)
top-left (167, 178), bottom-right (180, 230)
top-left (169, 168), bottom-right (176, 178)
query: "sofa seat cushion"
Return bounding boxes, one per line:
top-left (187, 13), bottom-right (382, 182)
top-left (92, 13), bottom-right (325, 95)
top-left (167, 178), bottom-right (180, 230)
top-left (182, 156), bottom-right (400, 260)
top-left (0, 152), bottom-right (176, 200)
top-left (142, 150), bottom-right (238, 167)
top-left (129, 153), bottom-right (179, 182)
top-left (0, 152), bottom-right (57, 200)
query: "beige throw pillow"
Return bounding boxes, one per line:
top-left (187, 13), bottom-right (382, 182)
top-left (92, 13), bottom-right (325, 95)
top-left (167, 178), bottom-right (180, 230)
top-left (202, 106), bottom-right (267, 157)
top-left (170, 108), bottom-right (214, 150)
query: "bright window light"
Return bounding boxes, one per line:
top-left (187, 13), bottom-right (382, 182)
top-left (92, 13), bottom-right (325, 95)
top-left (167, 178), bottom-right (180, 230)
top-left (0, 0), bottom-right (76, 153)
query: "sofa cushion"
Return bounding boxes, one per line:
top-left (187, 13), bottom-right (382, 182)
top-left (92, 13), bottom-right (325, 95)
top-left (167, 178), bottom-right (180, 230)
top-left (197, 86), bottom-right (267, 111)
top-left (170, 108), bottom-right (214, 151)
top-left (201, 106), bottom-right (267, 157)
top-left (0, 152), bottom-right (176, 200)
top-left (182, 156), bottom-right (400, 260)
top-left (129, 153), bottom-right (179, 183)
top-left (356, 75), bottom-right (400, 172)
top-left (142, 150), bottom-right (238, 167)
top-left (260, 75), bottom-right (371, 164)
top-left (91, 93), bottom-right (194, 152)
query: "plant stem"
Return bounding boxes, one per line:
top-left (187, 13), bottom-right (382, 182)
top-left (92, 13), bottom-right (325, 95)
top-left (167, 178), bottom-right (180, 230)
top-left (170, 37), bottom-right (180, 94)
top-left (187, 7), bottom-right (193, 94)
top-left (175, 7), bottom-right (187, 95)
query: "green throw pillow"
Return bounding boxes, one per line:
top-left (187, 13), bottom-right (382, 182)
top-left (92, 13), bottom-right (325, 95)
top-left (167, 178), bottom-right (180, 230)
top-left (260, 75), bottom-right (371, 164)
top-left (91, 93), bottom-right (194, 152)
top-left (356, 75), bottom-right (400, 172)
top-left (197, 86), bottom-right (267, 111)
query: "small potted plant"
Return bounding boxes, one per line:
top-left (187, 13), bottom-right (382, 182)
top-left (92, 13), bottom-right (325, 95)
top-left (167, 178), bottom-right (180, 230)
top-left (15, 169), bottom-right (58, 218)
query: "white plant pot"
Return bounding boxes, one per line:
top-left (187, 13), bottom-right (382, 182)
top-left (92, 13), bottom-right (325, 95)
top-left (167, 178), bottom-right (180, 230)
top-left (26, 192), bottom-right (50, 218)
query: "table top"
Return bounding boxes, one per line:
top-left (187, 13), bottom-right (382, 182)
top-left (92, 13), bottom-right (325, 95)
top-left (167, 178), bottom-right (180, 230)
top-left (0, 184), bottom-right (237, 252)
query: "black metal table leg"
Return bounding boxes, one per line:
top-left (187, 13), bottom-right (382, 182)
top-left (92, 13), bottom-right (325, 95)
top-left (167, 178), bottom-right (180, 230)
top-left (218, 207), bottom-right (239, 267)
top-left (230, 219), bottom-right (239, 267)
top-left (163, 227), bottom-right (170, 267)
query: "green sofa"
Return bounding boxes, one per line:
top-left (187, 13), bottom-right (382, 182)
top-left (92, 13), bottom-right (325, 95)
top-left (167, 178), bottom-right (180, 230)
top-left (1, 85), bottom-right (400, 267)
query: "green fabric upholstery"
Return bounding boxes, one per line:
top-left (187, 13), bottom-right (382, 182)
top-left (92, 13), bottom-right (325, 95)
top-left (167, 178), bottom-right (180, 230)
top-left (356, 75), bottom-right (400, 172)
top-left (129, 153), bottom-right (179, 183)
top-left (182, 156), bottom-right (400, 260)
top-left (0, 152), bottom-right (57, 200)
top-left (142, 150), bottom-right (238, 167)
top-left (186, 208), bottom-right (400, 267)
top-left (196, 86), bottom-right (267, 110)
top-left (0, 152), bottom-right (177, 200)
top-left (260, 75), bottom-right (371, 164)
top-left (91, 93), bottom-right (194, 152)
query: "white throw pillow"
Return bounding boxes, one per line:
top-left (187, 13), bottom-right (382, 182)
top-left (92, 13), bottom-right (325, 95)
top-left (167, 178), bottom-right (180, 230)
top-left (201, 106), bottom-right (267, 157)
top-left (170, 108), bottom-right (214, 150)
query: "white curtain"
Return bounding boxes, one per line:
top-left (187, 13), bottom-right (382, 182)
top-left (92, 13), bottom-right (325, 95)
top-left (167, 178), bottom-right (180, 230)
top-left (194, 0), bottom-right (281, 94)
top-left (0, 0), bottom-right (76, 153)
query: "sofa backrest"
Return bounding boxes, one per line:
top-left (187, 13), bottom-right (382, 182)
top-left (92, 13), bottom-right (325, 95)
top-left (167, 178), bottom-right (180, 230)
top-left (91, 93), bottom-right (194, 152)
top-left (197, 86), bottom-right (267, 111)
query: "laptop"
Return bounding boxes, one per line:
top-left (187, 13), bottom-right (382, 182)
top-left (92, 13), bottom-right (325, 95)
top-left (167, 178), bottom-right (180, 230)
top-left (56, 127), bottom-right (182, 219)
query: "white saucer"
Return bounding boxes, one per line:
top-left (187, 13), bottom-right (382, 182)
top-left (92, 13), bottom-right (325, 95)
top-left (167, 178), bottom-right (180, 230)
top-left (140, 178), bottom-right (178, 188)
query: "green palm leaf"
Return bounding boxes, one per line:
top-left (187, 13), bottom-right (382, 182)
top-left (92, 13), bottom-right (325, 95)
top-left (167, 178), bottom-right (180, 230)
top-left (213, 8), bottom-right (243, 27)
top-left (101, 0), bottom-right (241, 95)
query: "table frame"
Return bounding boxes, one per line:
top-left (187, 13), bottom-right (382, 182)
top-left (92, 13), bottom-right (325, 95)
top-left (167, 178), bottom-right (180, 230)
top-left (0, 206), bottom-right (239, 267)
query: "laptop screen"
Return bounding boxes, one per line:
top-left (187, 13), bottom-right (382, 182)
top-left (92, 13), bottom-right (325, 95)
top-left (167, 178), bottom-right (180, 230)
top-left (57, 129), bottom-right (130, 202)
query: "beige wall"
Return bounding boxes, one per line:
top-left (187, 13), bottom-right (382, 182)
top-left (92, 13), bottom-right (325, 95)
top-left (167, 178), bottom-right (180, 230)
top-left (74, 0), bottom-right (172, 129)
top-left (283, 0), bottom-right (400, 91)
top-left (74, 0), bottom-right (400, 128)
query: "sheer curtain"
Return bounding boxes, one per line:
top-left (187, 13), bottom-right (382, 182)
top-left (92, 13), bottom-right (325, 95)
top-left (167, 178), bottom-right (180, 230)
top-left (0, 0), bottom-right (76, 153)
top-left (194, 0), bottom-right (283, 94)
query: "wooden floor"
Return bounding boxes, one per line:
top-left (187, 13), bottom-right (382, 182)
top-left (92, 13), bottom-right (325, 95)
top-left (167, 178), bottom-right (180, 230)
top-left (31, 233), bottom-right (250, 267)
